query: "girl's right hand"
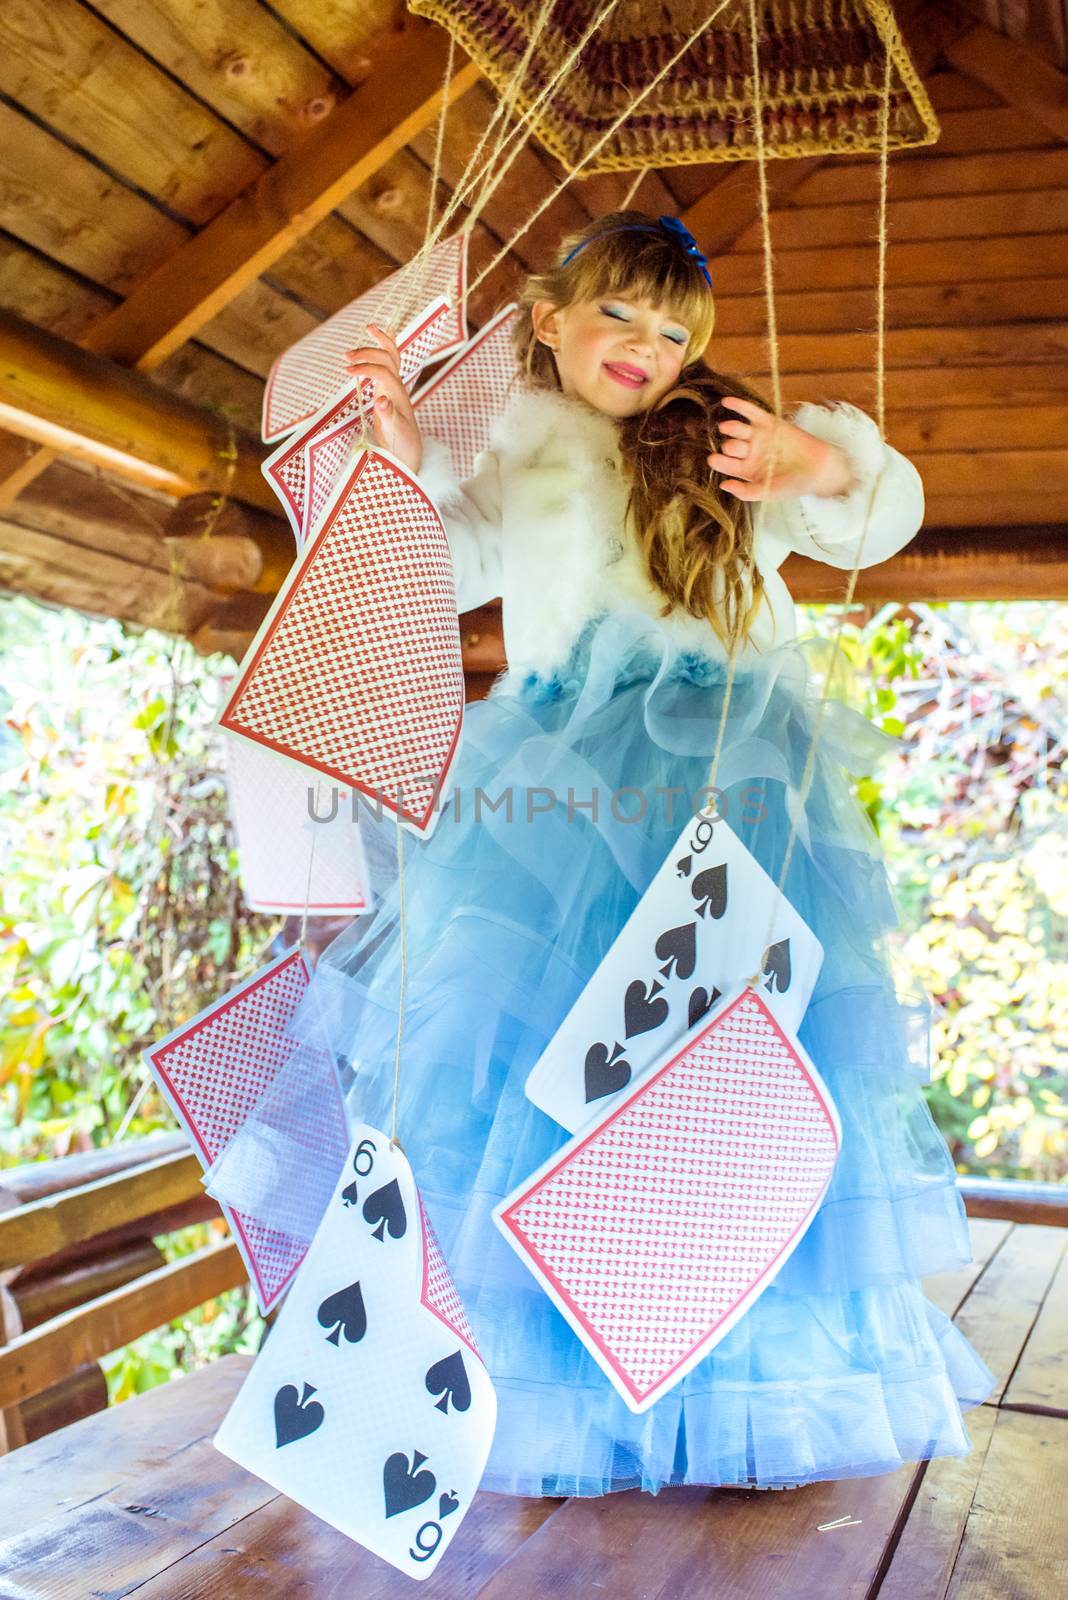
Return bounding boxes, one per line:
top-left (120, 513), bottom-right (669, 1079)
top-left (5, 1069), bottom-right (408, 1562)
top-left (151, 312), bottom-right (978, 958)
top-left (343, 323), bottom-right (423, 476)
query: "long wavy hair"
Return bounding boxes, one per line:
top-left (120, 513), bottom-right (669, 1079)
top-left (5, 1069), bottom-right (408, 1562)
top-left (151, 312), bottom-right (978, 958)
top-left (511, 211), bottom-right (774, 655)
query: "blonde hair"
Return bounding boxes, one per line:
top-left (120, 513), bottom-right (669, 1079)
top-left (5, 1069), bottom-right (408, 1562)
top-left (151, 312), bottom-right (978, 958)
top-left (511, 211), bottom-right (771, 655)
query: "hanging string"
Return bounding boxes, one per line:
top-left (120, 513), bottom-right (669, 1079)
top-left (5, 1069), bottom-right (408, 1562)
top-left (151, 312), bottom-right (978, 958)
top-left (740, 5), bottom-right (895, 996)
top-left (465, 0), bottom-right (734, 302)
top-left (389, 807), bottom-right (409, 1154)
top-left (298, 777), bottom-right (322, 954)
top-left (618, 164), bottom-right (652, 209)
top-left (413, 0), bottom-right (624, 282)
top-left (466, 0), bottom-right (560, 223)
top-left (375, 0), bottom-right (626, 342)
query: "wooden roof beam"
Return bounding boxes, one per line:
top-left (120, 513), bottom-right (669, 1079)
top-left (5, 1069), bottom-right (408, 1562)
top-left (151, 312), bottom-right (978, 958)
top-left (0, 309), bottom-right (278, 513)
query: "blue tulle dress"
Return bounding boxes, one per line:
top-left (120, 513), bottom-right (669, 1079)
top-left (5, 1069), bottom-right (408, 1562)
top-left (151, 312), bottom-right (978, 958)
top-left (263, 607), bottom-right (996, 1496)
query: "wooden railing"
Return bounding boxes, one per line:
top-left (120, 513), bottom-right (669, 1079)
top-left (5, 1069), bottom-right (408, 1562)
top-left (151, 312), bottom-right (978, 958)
top-left (0, 1134), bottom-right (242, 1452)
top-left (0, 1137), bottom-right (1064, 1455)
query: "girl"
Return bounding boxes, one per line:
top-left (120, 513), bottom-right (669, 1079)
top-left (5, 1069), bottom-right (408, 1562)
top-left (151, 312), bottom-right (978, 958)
top-left (292, 212), bottom-right (997, 1495)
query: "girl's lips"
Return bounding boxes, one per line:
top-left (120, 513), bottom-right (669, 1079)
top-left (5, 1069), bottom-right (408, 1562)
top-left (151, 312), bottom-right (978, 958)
top-left (604, 363), bottom-right (647, 389)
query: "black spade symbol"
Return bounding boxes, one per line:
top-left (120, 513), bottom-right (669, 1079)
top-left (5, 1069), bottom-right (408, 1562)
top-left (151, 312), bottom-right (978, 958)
top-left (763, 938), bottom-right (792, 994)
top-left (363, 1177), bottom-right (407, 1242)
top-left (439, 1490), bottom-right (460, 1518)
top-left (676, 853), bottom-right (693, 878)
top-left (691, 863), bottom-right (728, 919)
top-left (425, 1349), bottom-right (472, 1415)
top-left (383, 1448), bottom-right (437, 1518)
top-left (340, 1177), bottom-right (360, 1207)
top-left (274, 1381), bottom-right (324, 1448)
top-left (584, 1040), bottom-right (631, 1103)
top-left (317, 1280), bottom-right (367, 1346)
top-left (688, 984), bottom-right (722, 1028)
top-left (623, 978), bottom-right (669, 1039)
top-left (655, 921), bottom-right (697, 980)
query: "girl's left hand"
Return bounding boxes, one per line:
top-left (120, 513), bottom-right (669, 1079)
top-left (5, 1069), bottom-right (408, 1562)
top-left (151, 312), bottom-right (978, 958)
top-left (708, 396), bottom-right (856, 501)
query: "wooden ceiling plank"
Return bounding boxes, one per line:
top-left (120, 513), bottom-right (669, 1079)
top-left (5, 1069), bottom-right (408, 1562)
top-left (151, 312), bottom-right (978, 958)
top-left (88, 0), bottom-right (344, 156)
top-left (714, 279), bottom-right (1068, 337)
top-left (714, 365), bottom-right (1068, 411)
top-left (882, 402), bottom-right (1068, 453)
top-left (914, 448), bottom-right (1068, 495)
top-left (265, 216), bottom-right (394, 320)
top-left (150, 345), bottom-right (264, 439)
top-left (923, 67), bottom-right (1006, 111)
top-left (0, 231), bottom-right (266, 437)
top-left (921, 490), bottom-right (1068, 526)
top-left (682, 160), bottom-right (827, 258)
top-left (731, 186), bottom-right (1068, 251)
top-left (0, 0), bottom-right (265, 227)
top-left (406, 81), bottom-right (591, 271)
top-left (266, 0), bottom-right (408, 87)
top-left (946, 21), bottom-right (1068, 140)
top-left (0, 233), bottom-right (112, 341)
top-left (0, 100), bottom-right (187, 294)
top-left (195, 278), bottom-right (320, 379)
top-left (791, 147), bottom-right (1068, 206)
top-left (711, 233), bottom-right (1068, 293)
top-left (0, 308), bottom-right (274, 509)
top-left (78, 31), bottom-right (480, 370)
top-left (714, 320), bottom-right (1068, 375)
top-left (892, 106), bottom-right (1058, 153)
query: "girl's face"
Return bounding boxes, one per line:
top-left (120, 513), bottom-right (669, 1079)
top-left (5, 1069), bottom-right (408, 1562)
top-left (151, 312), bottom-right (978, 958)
top-left (532, 293), bottom-right (693, 417)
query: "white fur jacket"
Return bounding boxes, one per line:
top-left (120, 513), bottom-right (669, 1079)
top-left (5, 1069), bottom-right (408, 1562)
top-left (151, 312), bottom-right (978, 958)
top-left (414, 386), bottom-right (924, 678)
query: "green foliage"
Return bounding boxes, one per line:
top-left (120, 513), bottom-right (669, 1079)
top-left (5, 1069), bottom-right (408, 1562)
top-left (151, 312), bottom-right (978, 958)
top-left (799, 599), bottom-right (1068, 1182)
top-left (0, 596), bottom-right (279, 1162)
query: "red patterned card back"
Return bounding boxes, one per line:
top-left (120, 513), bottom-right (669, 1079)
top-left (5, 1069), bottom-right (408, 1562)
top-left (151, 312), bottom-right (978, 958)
top-left (411, 304), bottom-right (524, 481)
top-left (262, 234), bottom-right (467, 442)
top-left (494, 986), bottom-right (842, 1412)
top-left (143, 949), bottom-right (349, 1313)
top-left (220, 448), bottom-right (464, 834)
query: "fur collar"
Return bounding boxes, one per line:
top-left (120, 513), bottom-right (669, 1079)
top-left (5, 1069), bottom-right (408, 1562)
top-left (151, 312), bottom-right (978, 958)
top-left (488, 385), bottom-right (623, 471)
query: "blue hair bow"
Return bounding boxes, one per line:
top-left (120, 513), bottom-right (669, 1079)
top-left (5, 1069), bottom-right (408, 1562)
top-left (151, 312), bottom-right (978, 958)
top-left (559, 214), bottom-right (713, 289)
top-left (657, 215), bottom-right (713, 288)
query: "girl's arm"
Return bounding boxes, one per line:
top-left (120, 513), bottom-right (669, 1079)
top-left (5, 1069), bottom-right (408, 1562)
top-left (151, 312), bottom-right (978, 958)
top-left (413, 437), bottom-right (505, 613)
top-left (761, 401), bottom-right (925, 570)
top-left (709, 395), bottom-right (925, 570)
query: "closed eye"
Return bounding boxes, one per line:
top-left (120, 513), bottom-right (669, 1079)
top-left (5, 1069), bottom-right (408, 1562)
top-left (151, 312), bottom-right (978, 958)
top-left (600, 305), bottom-right (687, 345)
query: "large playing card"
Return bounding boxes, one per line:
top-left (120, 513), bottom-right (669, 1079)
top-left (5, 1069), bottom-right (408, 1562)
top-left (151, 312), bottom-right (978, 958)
top-left (410, 302), bottom-right (522, 482)
top-left (262, 232), bottom-right (468, 443)
top-left (142, 947), bottom-right (350, 1313)
top-left (214, 1123), bottom-right (497, 1581)
top-left (497, 983), bottom-right (841, 1413)
top-left (263, 296), bottom-right (458, 541)
top-left (524, 806), bottom-right (824, 1135)
top-left (218, 445), bottom-right (465, 837)
top-left (222, 731), bottom-right (370, 915)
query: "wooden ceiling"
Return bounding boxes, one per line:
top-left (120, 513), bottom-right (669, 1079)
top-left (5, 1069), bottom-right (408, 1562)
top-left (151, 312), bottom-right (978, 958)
top-left (0, 0), bottom-right (1065, 676)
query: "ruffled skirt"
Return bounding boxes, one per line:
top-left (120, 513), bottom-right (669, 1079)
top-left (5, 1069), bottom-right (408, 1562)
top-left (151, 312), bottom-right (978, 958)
top-left (236, 610), bottom-right (996, 1495)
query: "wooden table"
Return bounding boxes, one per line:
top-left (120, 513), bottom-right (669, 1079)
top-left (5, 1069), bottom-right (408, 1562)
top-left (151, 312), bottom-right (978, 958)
top-left (1, 1216), bottom-right (1065, 1598)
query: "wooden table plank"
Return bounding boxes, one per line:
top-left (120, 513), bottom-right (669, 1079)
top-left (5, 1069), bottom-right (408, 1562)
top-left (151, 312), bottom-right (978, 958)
top-left (1001, 1231), bottom-right (1068, 1418)
top-left (943, 1410), bottom-right (1068, 1599)
top-left (0, 1355), bottom-right (251, 1538)
top-left (477, 1470), bottom-right (918, 1600)
top-left (129, 1487), bottom-right (563, 1598)
top-left (0, 1436), bottom-right (274, 1599)
top-left (949, 1224), bottom-right (1068, 1404)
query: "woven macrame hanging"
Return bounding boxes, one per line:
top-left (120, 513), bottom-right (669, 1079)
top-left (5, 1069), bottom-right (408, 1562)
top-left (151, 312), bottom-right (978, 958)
top-left (408, 0), bottom-right (938, 171)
